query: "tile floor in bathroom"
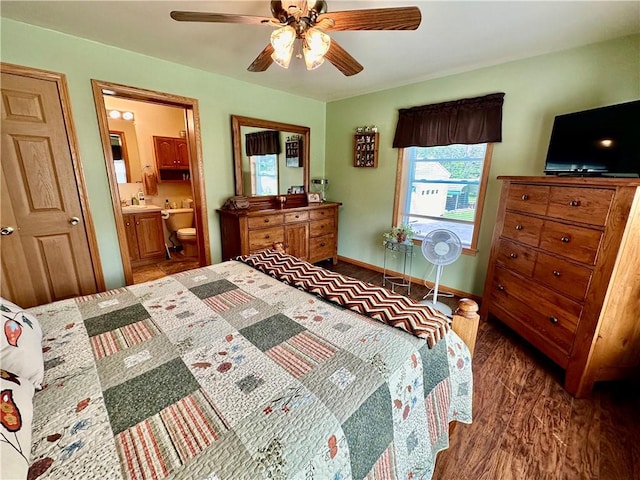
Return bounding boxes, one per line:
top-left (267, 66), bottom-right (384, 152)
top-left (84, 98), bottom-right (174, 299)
top-left (131, 254), bottom-right (200, 284)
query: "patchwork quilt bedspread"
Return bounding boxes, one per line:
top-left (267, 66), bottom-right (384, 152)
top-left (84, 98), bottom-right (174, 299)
top-left (26, 260), bottom-right (472, 480)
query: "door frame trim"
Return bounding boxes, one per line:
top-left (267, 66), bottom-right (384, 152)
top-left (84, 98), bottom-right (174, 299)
top-left (90, 80), bottom-right (211, 285)
top-left (1, 62), bottom-right (106, 293)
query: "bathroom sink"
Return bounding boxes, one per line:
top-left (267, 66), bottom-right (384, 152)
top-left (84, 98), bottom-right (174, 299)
top-left (122, 204), bottom-right (162, 213)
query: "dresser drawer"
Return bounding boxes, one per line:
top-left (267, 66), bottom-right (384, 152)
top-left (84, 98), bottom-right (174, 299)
top-left (533, 252), bottom-right (592, 301)
top-left (539, 220), bottom-right (602, 265)
top-left (496, 239), bottom-right (537, 277)
top-left (310, 218), bottom-right (334, 237)
top-left (501, 212), bottom-right (543, 246)
top-left (505, 184), bottom-right (550, 215)
top-left (490, 267), bottom-right (582, 355)
top-left (248, 226), bottom-right (284, 251)
top-left (284, 211), bottom-right (309, 223)
top-left (310, 208), bottom-right (334, 221)
top-left (547, 187), bottom-right (613, 226)
top-left (309, 234), bottom-right (335, 262)
top-left (247, 213), bottom-right (284, 230)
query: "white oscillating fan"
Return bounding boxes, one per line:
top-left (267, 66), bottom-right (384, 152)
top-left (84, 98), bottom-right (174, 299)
top-left (420, 229), bottom-right (462, 316)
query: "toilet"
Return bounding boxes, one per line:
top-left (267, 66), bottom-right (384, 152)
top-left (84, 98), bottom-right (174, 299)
top-left (163, 208), bottom-right (198, 257)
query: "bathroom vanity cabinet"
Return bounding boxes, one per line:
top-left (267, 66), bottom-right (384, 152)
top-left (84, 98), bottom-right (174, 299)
top-left (123, 211), bottom-right (166, 266)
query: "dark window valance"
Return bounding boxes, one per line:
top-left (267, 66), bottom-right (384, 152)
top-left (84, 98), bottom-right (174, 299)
top-left (392, 92), bottom-right (505, 148)
top-left (245, 130), bottom-right (281, 156)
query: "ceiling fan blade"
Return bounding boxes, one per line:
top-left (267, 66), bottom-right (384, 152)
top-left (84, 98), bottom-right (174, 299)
top-left (324, 39), bottom-right (363, 76)
top-left (170, 11), bottom-right (274, 25)
top-left (247, 44), bottom-right (275, 72)
top-left (318, 6), bottom-right (421, 31)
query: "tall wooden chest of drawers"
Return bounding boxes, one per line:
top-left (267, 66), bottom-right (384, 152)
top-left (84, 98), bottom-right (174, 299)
top-left (481, 176), bottom-right (640, 397)
top-left (218, 202), bottom-right (340, 265)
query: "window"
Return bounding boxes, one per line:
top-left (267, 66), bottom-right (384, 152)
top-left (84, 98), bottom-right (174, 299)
top-left (250, 154), bottom-right (278, 195)
top-left (394, 143), bottom-right (493, 253)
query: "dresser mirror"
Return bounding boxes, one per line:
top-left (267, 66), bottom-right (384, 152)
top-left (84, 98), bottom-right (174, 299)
top-left (231, 115), bottom-right (310, 197)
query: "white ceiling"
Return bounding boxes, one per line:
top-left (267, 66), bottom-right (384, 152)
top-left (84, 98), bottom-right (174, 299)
top-left (2, 1), bottom-right (639, 102)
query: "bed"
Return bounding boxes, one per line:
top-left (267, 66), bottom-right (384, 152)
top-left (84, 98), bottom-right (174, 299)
top-left (2, 250), bottom-right (478, 480)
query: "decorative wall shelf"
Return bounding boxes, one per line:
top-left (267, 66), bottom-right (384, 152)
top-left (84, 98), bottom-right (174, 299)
top-left (285, 136), bottom-right (303, 167)
top-left (354, 131), bottom-right (379, 168)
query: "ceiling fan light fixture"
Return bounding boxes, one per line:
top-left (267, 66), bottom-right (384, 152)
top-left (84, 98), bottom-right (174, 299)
top-left (303, 49), bottom-right (325, 70)
top-left (303, 27), bottom-right (330, 70)
top-left (270, 25), bottom-right (296, 68)
top-left (305, 27), bottom-right (330, 56)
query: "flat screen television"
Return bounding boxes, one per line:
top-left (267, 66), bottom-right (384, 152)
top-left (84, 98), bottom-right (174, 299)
top-left (544, 100), bottom-right (640, 177)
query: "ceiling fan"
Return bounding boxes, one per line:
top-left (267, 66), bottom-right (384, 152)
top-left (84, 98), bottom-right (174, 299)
top-left (170, 1), bottom-right (421, 76)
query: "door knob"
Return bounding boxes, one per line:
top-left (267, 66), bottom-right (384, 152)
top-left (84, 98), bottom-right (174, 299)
top-left (1, 226), bottom-right (14, 236)
top-left (69, 216), bottom-right (80, 226)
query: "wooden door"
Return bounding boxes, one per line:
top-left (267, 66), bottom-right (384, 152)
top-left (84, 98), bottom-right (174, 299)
top-left (176, 139), bottom-right (190, 168)
top-left (123, 214), bottom-right (139, 262)
top-left (154, 136), bottom-right (176, 168)
top-left (1, 66), bottom-right (102, 307)
top-left (285, 223), bottom-right (309, 260)
top-left (135, 213), bottom-right (165, 260)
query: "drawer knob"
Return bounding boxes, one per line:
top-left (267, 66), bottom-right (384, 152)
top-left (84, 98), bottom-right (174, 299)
top-left (521, 194), bottom-right (529, 200)
top-left (497, 284), bottom-right (505, 291)
top-left (569, 200), bottom-right (581, 207)
top-left (553, 270), bottom-right (561, 277)
top-left (264, 219), bottom-right (270, 223)
top-left (295, 215), bottom-right (299, 218)
top-left (509, 253), bottom-right (518, 259)
top-left (265, 235), bottom-right (270, 239)
top-left (320, 242), bottom-right (326, 247)
top-left (515, 224), bottom-right (523, 231)
top-left (549, 316), bottom-right (559, 324)
top-left (561, 236), bottom-right (570, 243)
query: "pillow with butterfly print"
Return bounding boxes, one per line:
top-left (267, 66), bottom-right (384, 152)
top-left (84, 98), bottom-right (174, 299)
top-left (0, 298), bottom-right (44, 389)
top-left (0, 369), bottom-right (35, 480)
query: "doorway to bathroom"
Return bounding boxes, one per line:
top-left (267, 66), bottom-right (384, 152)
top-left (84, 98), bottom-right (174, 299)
top-left (91, 79), bottom-right (211, 285)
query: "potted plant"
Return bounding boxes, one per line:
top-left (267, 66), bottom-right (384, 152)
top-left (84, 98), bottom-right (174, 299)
top-left (383, 223), bottom-right (419, 244)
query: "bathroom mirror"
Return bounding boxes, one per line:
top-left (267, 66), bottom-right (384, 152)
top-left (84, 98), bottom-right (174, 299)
top-left (231, 115), bottom-right (310, 197)
top-left (107, 116), bottom-right (142, 184)
top-left (110, 132), bottom-right (133, 184)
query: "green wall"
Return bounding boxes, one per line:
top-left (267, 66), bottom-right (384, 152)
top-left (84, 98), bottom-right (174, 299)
top-left (2, 17), bottom-right (638, 298)
top-left (326, 34), bottom-right (639, 296)
top-left (1, 18), bottom-right (326, 288)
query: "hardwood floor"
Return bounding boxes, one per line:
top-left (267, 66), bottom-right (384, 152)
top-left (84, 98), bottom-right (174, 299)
top-left (322, 260), bottom-right (640, 480)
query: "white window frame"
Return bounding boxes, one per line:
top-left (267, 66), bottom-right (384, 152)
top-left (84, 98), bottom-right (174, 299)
top-left (249, 154), bottom-right (279, 196)
top-left (392, 144), bottom-right (494, 255)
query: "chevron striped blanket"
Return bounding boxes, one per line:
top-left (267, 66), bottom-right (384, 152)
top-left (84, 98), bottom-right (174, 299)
top-left (238, 250), bottom-right (451, 348)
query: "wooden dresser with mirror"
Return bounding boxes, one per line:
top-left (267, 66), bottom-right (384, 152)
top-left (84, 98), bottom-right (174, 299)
top-left (481, 176), bottom-right (640, 397)
top-left (218, 115), bottom-right (340, 264)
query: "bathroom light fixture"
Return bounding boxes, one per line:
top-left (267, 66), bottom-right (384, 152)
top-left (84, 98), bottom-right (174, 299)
top-left (108, 109), bottom-right (135, 121)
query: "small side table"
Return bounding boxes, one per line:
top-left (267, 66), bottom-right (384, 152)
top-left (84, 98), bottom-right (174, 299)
top-left (382, 240), bottom-right (414, 295)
